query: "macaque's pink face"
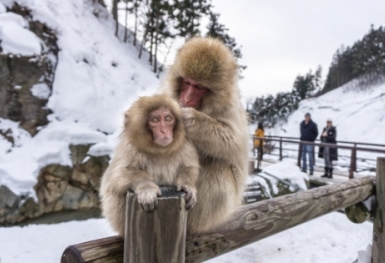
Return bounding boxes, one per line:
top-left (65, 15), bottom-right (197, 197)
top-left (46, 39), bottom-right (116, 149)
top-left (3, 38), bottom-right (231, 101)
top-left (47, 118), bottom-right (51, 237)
top-left (148, 107), bottom-right (175, 147)
top-left (179, 78), bottom-right (209, 108)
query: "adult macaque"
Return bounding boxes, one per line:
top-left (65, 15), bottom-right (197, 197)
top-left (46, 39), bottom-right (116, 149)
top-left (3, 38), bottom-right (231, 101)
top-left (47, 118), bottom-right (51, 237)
top-left (100, 95), bottom-right (199, 236)
top-left (161, 37), bottom-right (249, 232)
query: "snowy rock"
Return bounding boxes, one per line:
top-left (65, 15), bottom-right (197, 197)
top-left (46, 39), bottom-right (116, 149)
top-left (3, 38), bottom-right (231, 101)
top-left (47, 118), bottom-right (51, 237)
top-left (0, 12), bottom-right (42, 55)
top-left (246, 160), bottom-right (309, 201)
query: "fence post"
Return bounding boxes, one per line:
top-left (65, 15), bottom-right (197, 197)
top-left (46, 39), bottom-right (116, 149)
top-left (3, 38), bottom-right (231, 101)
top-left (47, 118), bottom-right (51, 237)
top-left (372, 157), bottom-right (385, 263)
top-left (124, 187), bottom-right (187, 263)
top-left (279, 137), bottom-right (283, 161)
top-left (297, 142), bottom-right (302, 168)
top-left (349, 145), bottom-right (357, 179)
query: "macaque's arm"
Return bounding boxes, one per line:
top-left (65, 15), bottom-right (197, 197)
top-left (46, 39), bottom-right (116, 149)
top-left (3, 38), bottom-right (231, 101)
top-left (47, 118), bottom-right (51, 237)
top-left (182, 108), bottom-right (238, 160)
top-left (107, 164), bottom-right (161, 212)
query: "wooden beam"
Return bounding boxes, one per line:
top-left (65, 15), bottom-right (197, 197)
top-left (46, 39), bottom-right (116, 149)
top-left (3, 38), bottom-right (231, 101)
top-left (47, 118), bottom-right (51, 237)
top-left (61, 177), bottom-right (374, 263)
top-left (372, 157), bottom-right (385, 263)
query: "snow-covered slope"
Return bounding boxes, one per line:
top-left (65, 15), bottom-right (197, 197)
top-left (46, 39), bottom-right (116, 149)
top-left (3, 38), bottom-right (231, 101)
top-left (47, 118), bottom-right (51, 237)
top-left (0, 0), bottom-right (159, 196)
top-left (275, 81), bottom-right (385, 144)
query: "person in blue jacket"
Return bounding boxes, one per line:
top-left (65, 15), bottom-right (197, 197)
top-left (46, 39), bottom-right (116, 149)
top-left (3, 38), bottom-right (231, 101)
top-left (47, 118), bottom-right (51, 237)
top-left (300, 113), bottom-right (318, 175)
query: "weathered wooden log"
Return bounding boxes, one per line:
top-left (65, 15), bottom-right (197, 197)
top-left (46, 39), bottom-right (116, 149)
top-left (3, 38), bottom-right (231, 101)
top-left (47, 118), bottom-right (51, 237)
top-left (124, 187), bottom-right (187, 263)
top-left (61, 177), bottom-right (374, 263)
top-left (372, 157), bottom-right (385, 263)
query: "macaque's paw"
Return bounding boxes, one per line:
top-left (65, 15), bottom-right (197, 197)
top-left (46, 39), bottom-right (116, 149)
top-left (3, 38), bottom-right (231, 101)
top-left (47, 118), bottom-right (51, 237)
top-left (181, 107), bottom-right (196, 127)
top-left (137, 186), bottom-right (162, 212)
top-left (177, 184), bottom-right (197, 210)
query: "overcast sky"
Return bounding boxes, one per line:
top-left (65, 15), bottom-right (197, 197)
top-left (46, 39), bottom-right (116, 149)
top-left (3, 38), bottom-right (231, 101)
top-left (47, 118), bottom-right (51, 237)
top-left (209, 0), bottom-right (385, 101)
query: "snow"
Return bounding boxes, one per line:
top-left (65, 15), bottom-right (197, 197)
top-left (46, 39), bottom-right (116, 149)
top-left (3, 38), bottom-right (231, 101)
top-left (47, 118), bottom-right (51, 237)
top-left (0, 11), bottom-right (42, 55)
top-left (260, 159), bottom-right (308, 191)
top-left (207, 212), bottom-right (372, 263)
top-left (0, 0), bottom-right (159, 196)
top-left (30, 83), bottom-right (51, 99)
top-left (0, 212), bottom-right (372, 263)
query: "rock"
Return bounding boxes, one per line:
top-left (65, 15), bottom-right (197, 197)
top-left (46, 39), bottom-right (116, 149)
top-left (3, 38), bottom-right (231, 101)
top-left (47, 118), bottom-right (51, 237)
top-left (70, 144), bottom-right (92, 165)
top-left (0, 185), bottom-right (18, 209)
top-left (0, 4), bottom-right (58, 136)
top-left (61, 185), bottom-right (84, 210)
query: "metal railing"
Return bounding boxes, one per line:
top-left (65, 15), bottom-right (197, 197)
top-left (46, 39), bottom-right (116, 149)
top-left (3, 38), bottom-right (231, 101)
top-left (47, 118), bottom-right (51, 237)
top-left (252, 136), bottom-right (385, 178)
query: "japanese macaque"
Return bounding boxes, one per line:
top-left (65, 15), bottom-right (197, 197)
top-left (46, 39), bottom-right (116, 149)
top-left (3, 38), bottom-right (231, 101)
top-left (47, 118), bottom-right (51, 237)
top-left (160, 37), bottom-right (249, 232)
top-left (100, 95), bottom-right (199, 236)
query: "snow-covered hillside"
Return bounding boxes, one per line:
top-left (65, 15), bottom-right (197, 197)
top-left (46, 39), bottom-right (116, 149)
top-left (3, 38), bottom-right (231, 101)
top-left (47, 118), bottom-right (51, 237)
top-left (275, 81), bottom-right (385, 144)
top-left (0, 0), bottom-right (159, 196)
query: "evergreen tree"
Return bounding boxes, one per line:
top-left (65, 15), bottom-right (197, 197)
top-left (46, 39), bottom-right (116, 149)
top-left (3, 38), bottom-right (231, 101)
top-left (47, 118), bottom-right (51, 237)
top-left (172, 0), bottom-right (211, 38)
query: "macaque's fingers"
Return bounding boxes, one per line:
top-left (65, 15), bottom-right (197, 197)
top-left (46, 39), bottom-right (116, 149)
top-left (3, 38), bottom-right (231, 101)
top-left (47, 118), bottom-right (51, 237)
top-left (141, 202), bottom-right (150, 212)
top-left (137, 189), bottom-right (159, 213)
top-left (181, 107), bottom-right (196, 126)
top-left (148, 200), bottom-right (155, 212)
top-left (176, 185), bottom-right (183, 192)
top-left (185, 194), bottom-right (195, 210)
top-left (181, 186), bottom-right (196, 210)
top-left (157, 189), bottom-right (162, 197)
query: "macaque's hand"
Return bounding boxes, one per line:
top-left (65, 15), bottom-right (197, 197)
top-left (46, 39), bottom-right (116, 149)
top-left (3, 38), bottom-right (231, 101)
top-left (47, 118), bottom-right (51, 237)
top-left (136, 182), bottom-right (162, 212)
top-left (181, 107), bottom-right (197, 128)
top-left (177, 184), bottom-right (197, 210)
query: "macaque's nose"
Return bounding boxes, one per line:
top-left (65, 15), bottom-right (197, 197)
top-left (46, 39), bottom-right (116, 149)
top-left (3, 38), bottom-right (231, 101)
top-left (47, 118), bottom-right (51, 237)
top-left (160, 122), bottom-right (167, 134)
top-left (182, 86), bottom-right (193, 104)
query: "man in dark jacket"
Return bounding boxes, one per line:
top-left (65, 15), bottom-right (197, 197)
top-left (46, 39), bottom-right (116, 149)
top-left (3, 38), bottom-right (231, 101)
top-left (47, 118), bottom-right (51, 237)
top-left (300, 113), bottom-right (318, 175)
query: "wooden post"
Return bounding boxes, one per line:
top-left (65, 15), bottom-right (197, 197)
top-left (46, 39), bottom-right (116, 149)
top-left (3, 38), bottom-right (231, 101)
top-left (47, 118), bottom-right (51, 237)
top-left (372, 157), bottom-right (385, 263)
top-left (279, 137), bottom-right (283, 161)
top-left (349, 145), bottom-right (357, 179)
top-left (297, 142), bottom-right (302, 167)
top-left (61, 177), bottom-right (374, 263)
top-left (124, 187), bottom-right (187, 263)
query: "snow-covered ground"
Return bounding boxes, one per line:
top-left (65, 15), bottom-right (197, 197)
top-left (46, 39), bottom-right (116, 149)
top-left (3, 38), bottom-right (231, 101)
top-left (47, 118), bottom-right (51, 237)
top-left (0, 0), bottom-right (159, 197)
top-left (0, 212), bottom-right (372, 263)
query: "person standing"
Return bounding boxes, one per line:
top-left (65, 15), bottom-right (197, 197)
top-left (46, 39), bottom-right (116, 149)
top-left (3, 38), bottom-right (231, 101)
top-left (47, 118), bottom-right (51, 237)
top-left (318, 119), bottom-right (338, 178)
top-left (253, 123), bottom-right (265, 160)
top-left (300, 113), bottom-right (318, 175)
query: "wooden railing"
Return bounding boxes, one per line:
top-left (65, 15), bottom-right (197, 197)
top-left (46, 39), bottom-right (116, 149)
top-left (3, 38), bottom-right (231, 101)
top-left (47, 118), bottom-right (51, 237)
top-left (60, 157), bottom-right (385, 263)
top-left (252, 136), bottom-right (385, 178)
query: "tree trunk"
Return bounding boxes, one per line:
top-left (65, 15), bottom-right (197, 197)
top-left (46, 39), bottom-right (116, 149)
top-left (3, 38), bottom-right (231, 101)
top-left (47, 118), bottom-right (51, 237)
top-left (124, 1), bottom-right (129, 42)
top-left (112, 0), bottom-right (120, 37)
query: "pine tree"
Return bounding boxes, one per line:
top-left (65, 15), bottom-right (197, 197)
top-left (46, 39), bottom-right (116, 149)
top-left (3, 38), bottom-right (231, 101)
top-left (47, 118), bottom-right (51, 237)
top-left (171, 0), bottom-right (211, 38)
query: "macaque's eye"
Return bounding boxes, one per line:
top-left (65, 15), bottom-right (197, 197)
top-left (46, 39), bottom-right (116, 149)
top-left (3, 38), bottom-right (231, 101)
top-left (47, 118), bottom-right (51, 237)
top-left (165, 116), bottom-right (173, 122)
top-left (195, 85), bottom-right (207, 91)
top-left (151, 117), bottom-right (160, 123)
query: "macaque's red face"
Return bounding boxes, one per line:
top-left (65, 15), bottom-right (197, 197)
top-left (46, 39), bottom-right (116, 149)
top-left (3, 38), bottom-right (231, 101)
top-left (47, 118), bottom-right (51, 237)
top-left (179, 78), bottom-right (209, 108)
top-left (148, 107), bottom-right (175, 147)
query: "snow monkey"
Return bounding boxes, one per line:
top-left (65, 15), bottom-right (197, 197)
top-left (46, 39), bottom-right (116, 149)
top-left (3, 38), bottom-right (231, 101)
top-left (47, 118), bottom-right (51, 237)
top-left (100, 95), bottom-right (200, 236)
top-left (160, 37), bottom-right (249, 232)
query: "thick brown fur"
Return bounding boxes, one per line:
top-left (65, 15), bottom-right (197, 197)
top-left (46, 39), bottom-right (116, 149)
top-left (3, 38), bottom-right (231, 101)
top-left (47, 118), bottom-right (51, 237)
top-left (100, 95), bottom-right (200, 236)
top-left (160, 37), bottom-right (249, 232)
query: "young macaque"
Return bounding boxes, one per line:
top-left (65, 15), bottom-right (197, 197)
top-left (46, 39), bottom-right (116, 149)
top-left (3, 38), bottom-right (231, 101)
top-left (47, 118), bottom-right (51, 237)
top-left (100, 95), bottom-right (199, 236)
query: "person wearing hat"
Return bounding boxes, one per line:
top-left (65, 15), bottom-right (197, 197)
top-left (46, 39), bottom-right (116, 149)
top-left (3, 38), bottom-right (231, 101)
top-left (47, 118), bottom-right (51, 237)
top-left (318, 119), bottom-right (338, 178)
top-left (300, 113), bottom-right (318, 175)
